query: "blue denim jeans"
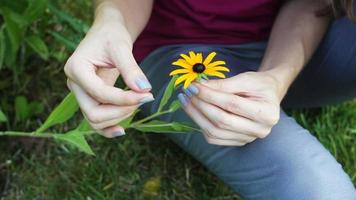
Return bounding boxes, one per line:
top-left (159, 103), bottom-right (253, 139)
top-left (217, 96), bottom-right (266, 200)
top-left (138, 17), bottom-right (356, 199)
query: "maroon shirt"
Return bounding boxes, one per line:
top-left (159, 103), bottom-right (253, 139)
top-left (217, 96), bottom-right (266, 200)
top-left (133, 0), bottom-right (282, 61)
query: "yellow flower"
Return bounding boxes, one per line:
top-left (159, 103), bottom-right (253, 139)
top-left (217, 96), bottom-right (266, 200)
top-left (169, 51), bottom-right (230, 89)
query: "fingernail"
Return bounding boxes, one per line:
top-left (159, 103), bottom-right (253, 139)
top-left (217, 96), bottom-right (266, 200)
top-left (178, 93), bottom-right (189, 107)
top-left (183, 88), bottom-right (193, 97)
top-left (135, 77), bottom-right (152, 90)
top-left (112, 130), bottom-right (126, 137)
top-left (139, 96), bottom-right (155, 106)
top-left (187, 85), bottom-right (199, 95)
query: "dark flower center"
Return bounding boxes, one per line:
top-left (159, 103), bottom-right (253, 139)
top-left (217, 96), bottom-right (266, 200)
top-left (192, 63), bottom-right (206, 73)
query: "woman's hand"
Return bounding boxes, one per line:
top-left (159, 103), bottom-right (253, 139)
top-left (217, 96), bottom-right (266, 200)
top-left (64, 14), bottom-right (154, 138)
top-left (179, 71), bottom-right (284, 146)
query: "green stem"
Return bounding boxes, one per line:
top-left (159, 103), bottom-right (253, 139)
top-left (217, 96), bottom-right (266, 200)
top-left (0, 131), bottom-right (54, 138)
top-left (0, 131), bottom-right (97, 138)
top-left (129, 109), bottom-right (173, 128)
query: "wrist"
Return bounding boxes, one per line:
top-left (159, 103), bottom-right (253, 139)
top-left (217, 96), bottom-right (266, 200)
top-left (91, 2), bottom-right (134, 46)
top-left (259, 65), bottom-right (299, 100)
top-left (94, 1), bottom-right (126, 27)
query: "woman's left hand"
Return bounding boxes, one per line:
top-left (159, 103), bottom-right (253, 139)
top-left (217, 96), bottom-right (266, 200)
top-left (179, 71), bottom-right (285, 146)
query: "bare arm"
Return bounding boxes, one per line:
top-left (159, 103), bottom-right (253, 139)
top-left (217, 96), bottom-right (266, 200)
top-left (94, 0), bottom-right (153, 42)
top-left (259, 0), bottom-right (331, 99)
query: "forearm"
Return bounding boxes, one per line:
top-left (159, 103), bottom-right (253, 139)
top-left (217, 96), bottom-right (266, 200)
top-left (259, 0), bottom-right (330, 98)
top-left (94, 0), bottom-right (153, 42)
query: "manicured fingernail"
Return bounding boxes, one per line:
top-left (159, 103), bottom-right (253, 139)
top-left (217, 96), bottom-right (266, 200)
top-left (112, 130), bottom-right (126, 137)
top-left (135, 77), bottom-right (152, 90)
top-left (139, 96), bottom-right (155, 105)
top-left (183, 88), bottom-right (193, 97)
top-left (178, 93), bottom-right (189, 107)
top-left (187, 85), bottom-right (199, 95)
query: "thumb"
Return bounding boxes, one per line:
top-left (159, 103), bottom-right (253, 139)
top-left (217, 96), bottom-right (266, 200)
top-left (199, 73), bottom-right (250, 93)
top-left (110, 45), bottom-right (152, 93)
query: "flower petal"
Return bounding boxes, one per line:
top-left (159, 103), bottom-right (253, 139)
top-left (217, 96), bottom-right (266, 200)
top-left (169, 69), bottom-right (190, 76)
top-left (196, 53), bottom-right (203, 63)
top-left (189, 51), bottom-right (196, 63)
top-left (172, 59), bottom-right (193, 69)
top-left (175, 73), bottom-right (192, 87)
top-left (183, 73), bottom-right (198, 89)
top-left (207, 60), bottom-right (226, 68)
top-left (203, 52), bottom-right (217, 66)
top-left (213, 66), bottom-right (230, 72)
top-left (180, 54), bottom-right (194, 65)
top-left (205, 68), bottom-right (226, 78)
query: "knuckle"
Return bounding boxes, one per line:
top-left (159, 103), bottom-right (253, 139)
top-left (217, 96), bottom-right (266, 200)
top-left (200, 90), bottom-right (214, 102)
top-left (266, 112), bottom-right (280, 125)
top-left (203, 128), bottom-right (218, 138)
top-left (63, 56), bottom-right (78, 77)
top-left (86, 110), bottom-right (102, 124)
top-left (225, 97), bottom-right (240, 113)
top-left (214, 114), bottom-right (231, 129)
top-left (256, 127), bottom-right (272, 139)
top-left (210, 80), bottom-right (223, 90)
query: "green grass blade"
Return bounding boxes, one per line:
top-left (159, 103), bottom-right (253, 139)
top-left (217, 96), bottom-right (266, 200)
top-left (25, 35), bottom-right (49, 60)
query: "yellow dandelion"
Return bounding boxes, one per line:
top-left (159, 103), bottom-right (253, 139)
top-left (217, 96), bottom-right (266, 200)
top-left (169, 51), bottom-right (230, 89)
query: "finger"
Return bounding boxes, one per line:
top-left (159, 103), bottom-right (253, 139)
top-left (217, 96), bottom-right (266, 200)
top-left (109, 44), bottom-right (152, 92)
top-left (90, 112), bottom-right (130, 130)
top-left (178, 93), bottom-right (254, 145)
top-left (69, 81), bottom-right (138, 123)
top-left (65, 60), bottom-right (153, 106)
top-left (97, 68), bottom-right (120, 85)
top-left (199, 74), bottom-right (250, 93)
top-left (189, 95), bottom-right (271, 138)
top-left (97, 125), bottom-right (126, 138)
top-left (187, 82), bottom-right (278, 124)
top-left (203, 127), bottom-right (256, 143)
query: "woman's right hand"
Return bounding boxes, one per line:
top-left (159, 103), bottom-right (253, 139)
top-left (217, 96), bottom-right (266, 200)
top-left (64, 15), bottom-right (154, 138)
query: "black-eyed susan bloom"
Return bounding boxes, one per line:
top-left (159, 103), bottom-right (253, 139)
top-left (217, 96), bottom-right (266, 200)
top-left (169, 51), bottom-right (230, 89)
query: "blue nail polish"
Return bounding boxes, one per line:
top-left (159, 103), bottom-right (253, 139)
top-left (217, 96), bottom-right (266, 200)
top-left (112, 130), bottom-right (126, 137)
top-left (135, 77), bottom-right (152, 90)
top-left (139, 96), bottom-right (155, 105)
top-left (187, 85), bottom-right (199, 95)
top-left (178, 93), bottom-right (189, 107)
top-left (183, 88), bottom-right (193, 97)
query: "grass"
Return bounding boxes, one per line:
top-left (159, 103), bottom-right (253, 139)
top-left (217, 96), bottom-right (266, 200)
top-left (0, 1), bottom-right (355, 199)
top-left (0, 102), bottom-right (355, 199)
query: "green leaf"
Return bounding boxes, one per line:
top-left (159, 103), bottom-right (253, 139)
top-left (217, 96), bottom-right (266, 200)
top-left (24, 0), bottom-right (48, 23)
top-left (76, 119), bottom-right (92, 132)
top-left (134, 120), bottom-right (199, 133)
top-left (157, 76), bottom-right (178, 112)
top-left (36, 93), bottom-right (79, 133)
top-left (25, 35), bottom-right (49, 60)
top-left (0, 109), bottom-right (7, 122)
top-left (49, 31), bottom-right (77, 51)
top-left (48, 3), bottom-right (89, 34)
top-left (119, 109), bottom-right (139, 128)
top-left (15, 96), bottom-right (29, 121)
top-left (28, 101), bottom-right (44, 115)
top-left (168, 100), bottom-right (181, 112)
top-left (55, 130), bottom-right (95, 155)
top-left (0, 7), bottom-right (26, 53)
top-left (0, 28), bottom-right (5, 69)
